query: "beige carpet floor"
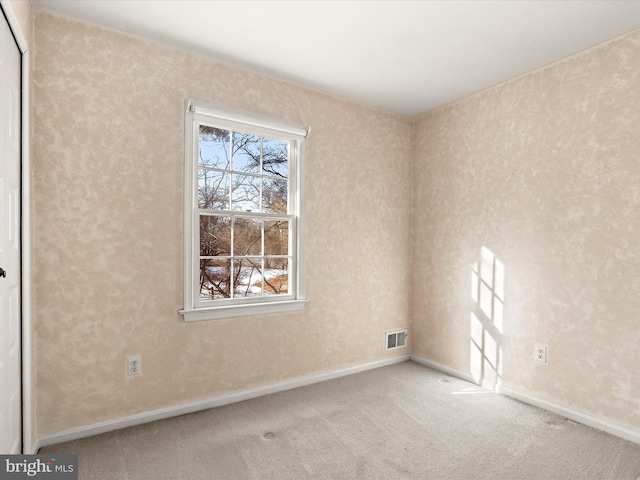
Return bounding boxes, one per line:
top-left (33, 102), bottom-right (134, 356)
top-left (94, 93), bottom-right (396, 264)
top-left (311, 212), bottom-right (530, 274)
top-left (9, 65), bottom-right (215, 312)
top-left (40, 361), bottom-right (640, 479)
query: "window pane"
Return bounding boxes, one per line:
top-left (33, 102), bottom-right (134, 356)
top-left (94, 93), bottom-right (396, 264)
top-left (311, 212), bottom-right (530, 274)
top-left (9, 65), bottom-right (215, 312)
top-left (262, 138), bottom-right (288, 178)
top-left (200, 258), bottom-right (231, 300)
top-left (264, 220), bottom-right (289, 256)
top-left (232, 132), bottom-right (261, 173)
top-left (264, 258), bottom-right (288, 295)
top-left (263, 178), bottom-right (288, 214)
top-left (233, 258), bottom-right (262, 298)
top-left (198, 170), bottom-right (229, 210)
top-left (200, 215), bottom-right (231, 256)
top-left (199, 126), bottom-right (230, 169)
top-left (231, 174), bottom-right (261, 212)
top-left (233, 217), bottom-right (262, 256)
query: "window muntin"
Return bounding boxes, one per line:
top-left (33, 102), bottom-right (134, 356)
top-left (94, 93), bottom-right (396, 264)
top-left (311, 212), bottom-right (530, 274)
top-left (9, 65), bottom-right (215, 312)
top-left (182, 101), bottom-right (307, 321)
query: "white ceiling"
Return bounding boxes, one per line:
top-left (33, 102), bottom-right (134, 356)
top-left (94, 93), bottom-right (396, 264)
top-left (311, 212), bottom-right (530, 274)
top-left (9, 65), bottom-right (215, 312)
top-left (32, 0), bottom-right (640, 116)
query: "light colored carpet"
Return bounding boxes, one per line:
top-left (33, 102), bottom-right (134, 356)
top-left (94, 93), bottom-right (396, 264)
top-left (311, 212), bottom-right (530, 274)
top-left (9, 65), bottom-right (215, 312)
top-left (40, 361), bottom-right (640, 479)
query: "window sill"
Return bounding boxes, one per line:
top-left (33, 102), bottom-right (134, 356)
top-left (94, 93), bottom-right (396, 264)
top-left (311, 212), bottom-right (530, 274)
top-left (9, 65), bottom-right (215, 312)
top-left (179, 299), bottom-right (307, 322)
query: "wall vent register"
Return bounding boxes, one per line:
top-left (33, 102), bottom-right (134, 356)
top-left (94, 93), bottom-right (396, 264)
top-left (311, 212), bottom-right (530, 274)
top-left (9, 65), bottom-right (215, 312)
top-left (385, 329), bottom-right (408, 351)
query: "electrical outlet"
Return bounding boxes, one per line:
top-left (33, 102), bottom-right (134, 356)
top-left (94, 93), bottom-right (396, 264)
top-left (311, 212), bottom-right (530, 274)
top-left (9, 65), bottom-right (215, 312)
top-left (127, 355), bottom-right (141, 376)
top-left (534, 344), bottom-right (548, 364)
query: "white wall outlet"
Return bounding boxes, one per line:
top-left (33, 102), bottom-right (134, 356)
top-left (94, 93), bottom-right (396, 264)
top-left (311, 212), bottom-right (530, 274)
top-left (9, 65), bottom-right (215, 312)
top-left (534, 344), bottom-right (548, 364)
top-left (127, 355), bottom-right (142, 376)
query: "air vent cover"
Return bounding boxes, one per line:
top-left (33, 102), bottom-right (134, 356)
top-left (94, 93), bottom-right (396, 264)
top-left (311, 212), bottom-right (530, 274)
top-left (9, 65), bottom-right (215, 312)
top-left (385, 329), bottom-right (408, 351)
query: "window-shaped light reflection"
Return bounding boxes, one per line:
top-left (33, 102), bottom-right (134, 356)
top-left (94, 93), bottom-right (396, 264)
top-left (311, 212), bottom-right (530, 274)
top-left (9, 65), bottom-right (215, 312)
top-left (480, 246), bottom-right (494, 286)
top-left (470, 312), bottom-right (483, 383)
top-left (480, 280), bottom-right (493, 319)
top-left (471, 262), bottom-right (479, 303)
top-left (494, 297), bottom-right (504, 334)
top-left (494, 257), bottom-right (505, 300)
top-left (469, 247), bottom-right (505, 390)
top-left (484, 333), bottom-right (499, 386)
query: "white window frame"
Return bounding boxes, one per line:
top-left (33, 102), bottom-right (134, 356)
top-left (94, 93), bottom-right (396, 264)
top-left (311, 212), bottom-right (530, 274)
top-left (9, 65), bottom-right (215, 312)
top-left (180, 100), bottom-right (309, 321)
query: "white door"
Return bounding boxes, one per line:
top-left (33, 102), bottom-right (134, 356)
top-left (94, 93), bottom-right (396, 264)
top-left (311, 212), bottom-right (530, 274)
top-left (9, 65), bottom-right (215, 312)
top-left (0, 10), bottom-right (22, 454)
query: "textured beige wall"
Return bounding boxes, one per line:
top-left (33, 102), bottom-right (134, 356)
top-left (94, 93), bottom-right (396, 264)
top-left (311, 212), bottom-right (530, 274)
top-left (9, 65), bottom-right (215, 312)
top-left (6, 0), bottom-right (32, 48)
top-left (412, 29), bottom-right (640, 431)
top-left (32, 10), bottom-right (412, 435)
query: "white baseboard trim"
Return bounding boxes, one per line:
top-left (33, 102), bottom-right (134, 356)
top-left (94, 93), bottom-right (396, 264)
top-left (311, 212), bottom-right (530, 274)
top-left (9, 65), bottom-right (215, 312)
top-left (28, 438), bottom-right (40, 455)
top-left (37, 354), bottom-right (410, 450)
top-left (409, 354), bottom-right (477, 384)
top-left (410, 354), bottom-right (640, 446)
top-left (499, 385), bottom-right (640, 446)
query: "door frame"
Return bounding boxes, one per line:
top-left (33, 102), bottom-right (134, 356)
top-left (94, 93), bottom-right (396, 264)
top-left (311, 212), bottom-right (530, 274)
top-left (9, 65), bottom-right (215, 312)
top-left (0, 0), bottom-right (32, 455)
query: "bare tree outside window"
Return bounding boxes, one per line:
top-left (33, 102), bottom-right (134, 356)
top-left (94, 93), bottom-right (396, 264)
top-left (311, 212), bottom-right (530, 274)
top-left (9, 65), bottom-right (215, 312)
top-left (197, 125), bottom-right (291, 301)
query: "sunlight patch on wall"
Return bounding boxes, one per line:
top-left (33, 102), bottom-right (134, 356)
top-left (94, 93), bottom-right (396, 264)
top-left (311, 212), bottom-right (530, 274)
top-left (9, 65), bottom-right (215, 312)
top-left (470, 247), bottom-right (504, 390)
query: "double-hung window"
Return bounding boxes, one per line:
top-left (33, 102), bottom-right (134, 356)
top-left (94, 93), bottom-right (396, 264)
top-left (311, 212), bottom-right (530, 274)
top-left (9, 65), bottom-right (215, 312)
top-left (181, 100), bottom-right (308, 321)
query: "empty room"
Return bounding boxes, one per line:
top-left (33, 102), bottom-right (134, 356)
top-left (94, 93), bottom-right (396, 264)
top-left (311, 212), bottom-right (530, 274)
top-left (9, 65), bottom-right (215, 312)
top-left (2, 0), bottom-right (640, 478)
